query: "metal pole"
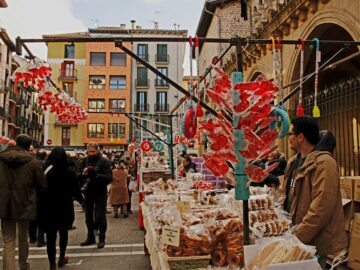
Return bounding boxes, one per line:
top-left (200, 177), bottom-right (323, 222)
top-left (169, 119), bottom-right (175, 178)
top-left (116, 42), bottom-right (232, 123)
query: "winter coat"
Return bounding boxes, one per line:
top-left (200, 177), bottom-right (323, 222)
top-left (284, 150), bottom-right (347, 256)
top-left (40, 165), bottom-right (83, 231)
top-left (0, 146), bottom-right (46, 220)
top-left (109, 168), bottom-right (130, 206)
top-left (78, 154), bottom-right (112, 198)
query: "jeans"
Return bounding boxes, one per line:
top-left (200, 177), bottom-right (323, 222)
top-left (84, 195), bottom-right (107, 240)
top-left (1, 219), bottom-right (30, 270)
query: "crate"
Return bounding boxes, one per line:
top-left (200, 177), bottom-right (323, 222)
top-left (165, 254), bottom-right (211, 270)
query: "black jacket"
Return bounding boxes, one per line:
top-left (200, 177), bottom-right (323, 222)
top-left (78, 154), bottom-right (112, 198)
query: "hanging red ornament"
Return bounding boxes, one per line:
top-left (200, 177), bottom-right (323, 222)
top-left (196, 102), bottom-right (203, 117)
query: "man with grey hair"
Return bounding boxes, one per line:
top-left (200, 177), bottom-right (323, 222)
top-left (0, 134), bottom-right (46, 270)
top-left (78, 142), bottom-right (112, 249)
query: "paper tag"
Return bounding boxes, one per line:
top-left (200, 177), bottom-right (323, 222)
top-left (206, 195), bottom-right (211, 205)
top-left (316, 51), bottom-right (321, 62)
top-left (176, 201), bottom-right (190, 214)
top-left (161, 226), bottom-right (180, 247)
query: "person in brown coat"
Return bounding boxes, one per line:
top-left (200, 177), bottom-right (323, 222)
top-left (283, 116), bottom-right (347, 269)
top-left (109, 162), bottom-right (130, 218)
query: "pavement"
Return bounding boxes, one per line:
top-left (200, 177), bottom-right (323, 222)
top-left (0, 193), bottom-right (152, 270)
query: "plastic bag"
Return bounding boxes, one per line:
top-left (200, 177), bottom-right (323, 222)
top-left (128, 180), bottom-right (137, 192)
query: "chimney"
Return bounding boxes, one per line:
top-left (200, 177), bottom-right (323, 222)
top-left (154, 21), bottom-right (159, 29)
top-left (120, 24), bottom-right (126, 30)
top-left (130, 20), bottom-right (136, 30)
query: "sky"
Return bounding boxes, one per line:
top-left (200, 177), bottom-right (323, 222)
top-left (0, 0), bottom-right (205, 74)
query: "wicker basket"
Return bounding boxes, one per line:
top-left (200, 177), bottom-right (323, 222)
top-left (165, 254), bottom-right (211, 270)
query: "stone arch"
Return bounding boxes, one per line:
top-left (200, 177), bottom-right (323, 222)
top-left (287, 8), bottom-right (360, 88)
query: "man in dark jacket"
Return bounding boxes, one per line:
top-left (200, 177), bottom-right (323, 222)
top-left (78, 142), bottom-right (112, 249)
top-left (0, 134), bottom-right (46, 270)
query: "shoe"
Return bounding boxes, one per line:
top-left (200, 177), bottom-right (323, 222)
top-left (123, 213), bottom-right (128, 218)
top-left (49, 264), bottom-right (56, 270)
top-left (29, 238), bottom-right (36, 244)
top-left (97, 240), bottom-right (105, 249)
top-left (80, 238), bottom-right (96, 246)
top-left (37, 241), bottom-right (46, 247)
top-left (58, 256), bottom-right (69, 268)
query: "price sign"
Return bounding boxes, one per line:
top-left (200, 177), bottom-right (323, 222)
top-left (161, 226), bottom-right (180, 247)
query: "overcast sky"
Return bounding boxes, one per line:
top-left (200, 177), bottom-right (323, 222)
top-left (0, 0), bottom-right (204, 74)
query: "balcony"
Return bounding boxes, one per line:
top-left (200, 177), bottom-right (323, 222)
top-left (134, 103), bottom-right (149, 112)
top-left (8, 91), bottom-right (17, 103)
top-left (109, 108), bottom-right (126, 113)
top-left (155, 78), bottom-right (169, 88)
top-left (54, 121), bottom-right (77, 126)
top-left (155, 54), bottom-right (169, 64)
top-left (58, 68), bottom-right (78, 81)
top-left (16, 96), bottom-right (25, 107)
top-left (88, 133), bottom-right (104, 138)
top-left (137, 53), bottom-right (149, 63)
top-left (154, 103), bottom-right (169, 113)
top-left (135, 79), bottom-right (149, 88)
top-left (16, 116), bottom-right (25, 127)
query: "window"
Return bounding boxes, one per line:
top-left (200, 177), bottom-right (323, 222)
top-left (90, 52), bottom-right (106, 66)
top-left (155, 67), bottom-right (168, 86)
top-left (109, 99), bottom-right (126, 112)
top-left (136, 92), bottom-right (147, 111)
top-left (62, 127), bottom-right (71, 146)
top-left (64, 44), bottom-right (75, 59)
top-left (156, 44), bottom-right (168, 62)
top-left (88, 99), bottom-right (105, 112)
top-left (63, 82), bottom-right (74, 96)
top-left (137, 44), bottom-right (148, 61)
top-left (110, 76), bottom-right (126, 90)
top-left (87, 123), bottom-right (104, 138)
top-left (89, 75), bottom-right (105, 89)
top-left (156, 92), bottom-right (168, 112)
top-left (136, 67), bottom-right (148, 87)
top-left (110, 53), bottom-right (126, 66)
top-left (61, 61), bottom-right (75, 77)
top-left (108, 123), bottom-right (126, 138)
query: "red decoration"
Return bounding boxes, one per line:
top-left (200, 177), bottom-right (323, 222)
top-left (140, 140), bottom-right (152, 152)
top-left (183, 107), bottom-right (197, 139)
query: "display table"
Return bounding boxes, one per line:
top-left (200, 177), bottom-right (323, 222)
top-left (142, 204), bottom-right (171, 270)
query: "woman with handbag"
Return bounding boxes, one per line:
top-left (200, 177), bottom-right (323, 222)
top-left (109, 162), bottom-right (130, 218)
top-left (40, 147), bottom-right (83, 270)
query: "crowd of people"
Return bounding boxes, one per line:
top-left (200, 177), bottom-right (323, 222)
top-left (0, 116), bottom-right (347, 270)
top-left (0, 137), bottom-right (136, 270)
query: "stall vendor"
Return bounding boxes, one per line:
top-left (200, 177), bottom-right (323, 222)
top-left (179, 155), bottom-right (197, 177)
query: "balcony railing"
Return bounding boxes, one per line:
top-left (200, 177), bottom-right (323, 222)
top-left (155, 54), bottom-right (169, 63)
top-left (89, 83), bottom-right (106, 90)
top-left (155, 78), bottom-right (169, 88)
top-left (0, 79), bottom-right (5, 93)
top-left (88, 133), bottom-right (104, 138)
top-left (137, 53), bottom-right (149, 62)
top-left (58, 68), bottom-right (78, 80)
top-left (54, 121), bottom-right (77, 126)
top-left (109, 83), bottom-right (126, 90)
top-left (16, 96), bottom-right (25, 106)
top-left (0, 106), bottom-right (5, 118)
top-left (9, 91), bottom-right (17, 102)
top-left (16, 116), bottom-right (25, 127)
top-left (135, 79), bottom-right (149, 88)
top-left (109, 108), bottom-right (126, 113)
top-left (134, 103), bottom-right (149, 112)
top-left (154, 103), bottom-right (169, 113)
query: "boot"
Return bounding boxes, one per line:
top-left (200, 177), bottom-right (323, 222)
top-left (97, 236), bottom-right (105, 249)
top-left (80, 237), bottom-right (95, 246)
top-left (49, 264), bottom-right (56, 270)
top-left (58, 256), bottom-right (69, 268)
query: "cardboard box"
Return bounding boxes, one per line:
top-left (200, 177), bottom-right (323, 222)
top-left (343, 199), bottom-right (353, 232)
top-left (348, 213), bottom-right (360, 270)
top-left (340, 177), bottom-right (354, 200)
top-left (354, 179), bottom-right (360, 202)
top-left (244, 244), bottom-right (318, 270)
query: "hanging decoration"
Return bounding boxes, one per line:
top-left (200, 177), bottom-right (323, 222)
top-left (312, 38), bottom-right (321, 118)
top-left (182, 36), bottom-right (197, 139)
top-left (11, 56), bottom-right (87, 124)
top-left (200, 67), bottom-right (289, 185)
top-left (140, 140), bottom-right (152, 152)
top-left (152, 140), bottom-right (164, 152)
top-left (296, 38), bottom-right (305, 116)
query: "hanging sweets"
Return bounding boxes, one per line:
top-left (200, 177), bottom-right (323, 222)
top-left (312, 38), bottom-right (321, 118)
top-left (296, 38), bottom-right (305, 116)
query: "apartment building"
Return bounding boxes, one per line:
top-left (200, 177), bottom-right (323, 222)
top-left (43, 37), bottom-right (88, 148)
